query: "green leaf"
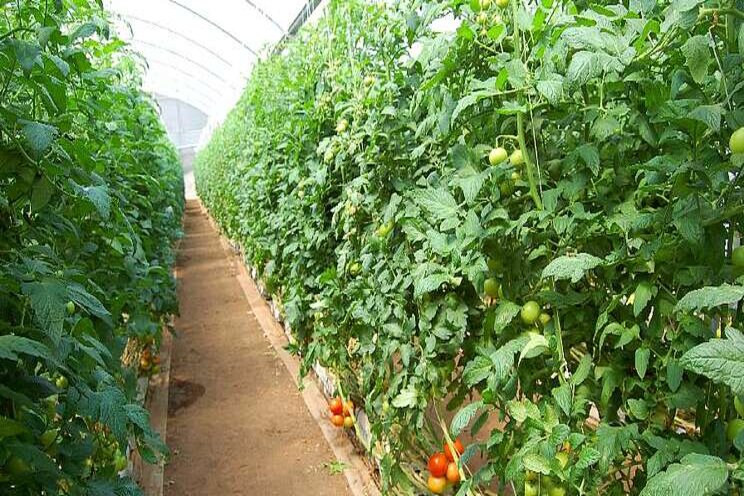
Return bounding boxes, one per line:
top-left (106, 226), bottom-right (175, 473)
top-left (0, 416), bottom-right (28, 438)
top-left (413, 273), bottom-right (450, 298)
top-left (681, 35), bottom-right (710, 84)
top-left (414, 188), bottom-right (460, 221)
top-left (82, 185), bottom-right (111, 219)
top-left (392, 384), bottom-right (417, 408)
top-left (571, 354), bottom-right (592, 386)
top-left (574, 447), bottom-right (601, 471)
top-left (675, 284), bottom-right (744, 313)
top-left (635, 347), bottom-right (651, 379)
top-left (67, 283), bottom-right (111, 321)
top-left (688, 105), bottom-right (722, 132)
top-left (20, 120), bottom-right (58, 154)
top-left (21, 280), bottom-right (67, 344)
top-left (10, 40), bottom-right (41, 71)
top-left (0, 335), bottom-right (52, 361)
top-left (523, 453), bottom-right (552, 475)
top-left (536, 75), bottom-right (563, 104)
top-left (633, 282), bottom-right (657, 317)
top-left (552, 383), bottom-right (572, 416)
top-left (666, 359), bottom-right (683, 392)
top-left (454, 166), bottom-right (486, 203)
top-left (640, 454), bottom-right (728, 496)
top-left (30, 176), bottom-right (54, 211)
top-left (542, 253), bottom-right (603, 283)
top-left (463, 356), bottom-right (492, 387)
top-left (681, 335), bottom-right (744, 395)
top-left (492, 300), bottom-right (520, 333)
top-left (450, 400), bottom-right (483, 437)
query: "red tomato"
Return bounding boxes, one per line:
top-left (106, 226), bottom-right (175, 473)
top-left (330, 414), bottom-right (345, 427)
top-left (329, 397), bottom-right (343, 415)
top-left (446, 462), bottom-right (460, 483)
top-left (427, 475), bottom-right (447, 494)
top-left (444, 438), bottom-right (464, 462)
top-left (428, 452), bottom-right (448, 478)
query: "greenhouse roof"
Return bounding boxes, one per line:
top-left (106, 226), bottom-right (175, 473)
top-left (105, 0), bottom-right (324, 121)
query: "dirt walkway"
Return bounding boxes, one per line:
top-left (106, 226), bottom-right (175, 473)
top-left (164, 200), bottom-right (352, 496)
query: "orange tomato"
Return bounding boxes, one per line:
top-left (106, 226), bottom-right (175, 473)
top-left (329, 397), bottom-right (343, 415)
top-left (446, 462), bottom-right (460, 483)
top-left (330, 414), bottom-right (345, 427)
top-left (444, 438), bottom-right (464, 462)
top-left (427, 475), bottom-right (447, 494)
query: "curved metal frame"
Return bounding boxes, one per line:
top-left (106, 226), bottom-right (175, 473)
top-left (131, 39), bottom-right (235, 86)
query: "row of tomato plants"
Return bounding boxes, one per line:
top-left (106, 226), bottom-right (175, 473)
top-left (196, 0), bottom-right (744, 494)
top-left (0, 1), bottom-right (183, 494)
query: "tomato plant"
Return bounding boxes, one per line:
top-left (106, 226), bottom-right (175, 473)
top-left (196, 0), bottom-right (744, 494)
top-left (0, 1), bottom-right (183, 494)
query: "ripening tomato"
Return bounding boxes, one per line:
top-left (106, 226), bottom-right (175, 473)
top-left (520, 301), bottom-right (540, 325)
top-left (139, 356), bottom-right (151, 370)
top-left (344, 416), bottom-right (354, 429)
top-left (427, 475), bottom-right (447, 494)
top-left (538, 312), bottom-right (551, 326)
top-left (548, 487), bottom-right (567, 496)
top-left (730, 127), bottom-right (744, 154)
top-left (555, 451), bottom-right (569, 469)
top-left (510, 149), bottom-right (524, 166)
top-left (343, 400), bottom-right (354, 417)
top-left (488, 147), bottom-right (508, 166)
top-left (428, 452), bottom-right (448, 477)
top-left (329, 397), bottom-right (344, 415)
top-left (443, 438), bottom-right (464, 462)
top-left (331, 414), bottom-right (345, 427)
top-left (446, 462), bottom-right (460, 483)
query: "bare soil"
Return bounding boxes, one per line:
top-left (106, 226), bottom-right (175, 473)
top-left (163, 200), bottom-right (352, 496)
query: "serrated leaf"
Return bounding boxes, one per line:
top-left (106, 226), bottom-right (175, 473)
top-left (463, 356), bottom-right (492, 387)
top-left (10, 39), bottom-right (41, 71)
top-left (0, 335), bottom-right (52, 361)
top-left (21, 280), bottom-right (67, 344)
top-left (455, 165), bottom-right (486, 203)
top-left (635, 347), bottom-right (651, 379)
top-left (392, 384), bottom-right (417, 408)
top-left (575, 447), bottom-right (601, 471)
top-left (689, 104), bottom-right (722, 132)
top-left (414, 272), bottom-right (450, 298)
top-left (20, 120), bottom-right (58, 154)
top-left (640, 454), bottom-right (728, 496)
top-left (681, 336), bottom-right (744, 395)
top-left (31, 176), bottom-right (54, 211)
top-left (633, 282), bottom-right (657, 317)
top-left (542, 253), bottom-right (603, 283)
top-left (571, 354), bottom-right (592, 386)
top-left (414, 188), bottom-right (460, 220)
top-left (82, 185), bottom-right (111, 219)
top-left (523, 453), bottom-right (552, 475)
top-left (552, 383), bottom-right (572, 416)
top-left (675, 285), bottom-right (744, 313)
top-left (492, 300), bottom-right (520, 333)
top-left (67, 283), bottom-right (111, 321)
top-left (681, 35), bottom-right (710, 84)
top-left (450, 400), bottom-right (483, 437)
top-left (666, 359), bottom-right (683, 392)
top-left (536, 76), bottom-right (563, 104)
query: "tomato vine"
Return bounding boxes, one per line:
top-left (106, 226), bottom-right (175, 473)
top-left (197, 0), bottom-right (744, 494)
top-left (0, 1), bottom-right (183, 494)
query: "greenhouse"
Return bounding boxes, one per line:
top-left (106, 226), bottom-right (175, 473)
top-left (2, 0), bottom-right (744, 495)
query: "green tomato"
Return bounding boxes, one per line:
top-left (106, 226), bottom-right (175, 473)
top-left (726, 418), bottom-right (744, 443)
top-left (55, 375), bottom-right (68, 390)
top-left (489, 147), bottom-right (508, 166)
top-left (349, 262), bottom-right (362, 276)
top-left (520, 301), bottom-right (541, 325)
top-left (66, 301), bottom-right (75, 315)
top-left (480, 0), bottom-right (492, 8)
top-left (730, 127), bottom-right (744, 154)
top-left (511, 171), bottom-right (521, 181)
top-left (555, 451), bottom-right (569, 469)
top-left (735, 396), bottom-right (744, 417)
top-left (40, 429), bottom-right (58, 448)
top-left (538, 312), bottom-right (551, 326)
top-left (376, 220), bottom-right (394, 237)
top-left (336, 118), bottom-right (348, 133)
top-left (114, 453), bottom-right (128, 472)
top-left (548, 487), bottom-right (566, 496)
top-left (510, 149), bottom-right (524, 166)
top-left (484, 278), bottom-right (500, 298)
top-left (524, 481), bottom-right (538, 496)
top-left (732, 246), bottom-right (744, 268)
top-left (496, 0), bottom-right (509, 7)
top-left (5, 456), bottom-right (30, 475)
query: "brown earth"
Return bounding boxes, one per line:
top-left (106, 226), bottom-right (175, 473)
top-left (163, 200), bottom-right (352, 496)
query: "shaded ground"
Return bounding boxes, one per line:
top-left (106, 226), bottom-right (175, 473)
top-left (164, 200), bottom-right (352, 496)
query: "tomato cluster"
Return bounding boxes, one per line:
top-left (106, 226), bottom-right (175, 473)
top-left (426, 439), bottom-right (464, 494)
top-left (329, 397), bottom-right (355, 429)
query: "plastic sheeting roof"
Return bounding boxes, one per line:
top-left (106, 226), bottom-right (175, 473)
top-left (105, 0), bottom-right (320, 121)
